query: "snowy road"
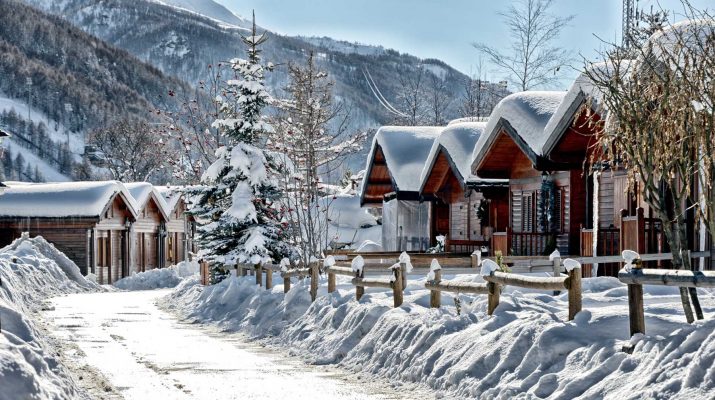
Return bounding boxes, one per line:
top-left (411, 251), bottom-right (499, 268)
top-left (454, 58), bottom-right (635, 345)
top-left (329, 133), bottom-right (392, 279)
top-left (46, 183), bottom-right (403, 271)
top-left (44, 290), bottom-right (425, 400)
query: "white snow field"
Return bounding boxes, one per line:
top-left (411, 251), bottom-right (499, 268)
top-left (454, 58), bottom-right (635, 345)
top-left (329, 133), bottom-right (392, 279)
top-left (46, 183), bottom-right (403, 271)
top-left (0, 235), bottom-right (100, 400)
top-left (44, 289), bottom-right (425, 400)
top-left (165, 272), bottom-right (715, 399)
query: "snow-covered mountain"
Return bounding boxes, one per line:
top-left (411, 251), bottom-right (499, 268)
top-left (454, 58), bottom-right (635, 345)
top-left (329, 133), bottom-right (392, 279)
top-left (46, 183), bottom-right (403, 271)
top-left (152, 0), bottom-right (249, 28)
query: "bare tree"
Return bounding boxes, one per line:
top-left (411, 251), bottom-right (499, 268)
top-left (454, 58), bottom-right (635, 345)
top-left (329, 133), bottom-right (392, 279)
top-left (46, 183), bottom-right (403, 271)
top-left (396, 66), bottom-right (427, 126)
top-left (582, 3), bottom-right (715, 323)
top-left (427, 72), bottom-right (452, 125)
top-left (459, 58), bottom-right (491, 119)
top-left (474, 0), bottom-right (574, 91)
top-left (271, 52), bottom-right (366, 266)
top-left (89, 119), bottom-right (171, 182)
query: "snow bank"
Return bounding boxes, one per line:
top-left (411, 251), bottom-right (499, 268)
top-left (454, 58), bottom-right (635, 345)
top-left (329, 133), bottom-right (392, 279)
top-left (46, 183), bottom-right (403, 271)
top-left (114, 260), bottom-right (199, 291)
top-left (166, 272), bottom-right (715, 399)
top-left (0, 235), bottom-right (99, 400)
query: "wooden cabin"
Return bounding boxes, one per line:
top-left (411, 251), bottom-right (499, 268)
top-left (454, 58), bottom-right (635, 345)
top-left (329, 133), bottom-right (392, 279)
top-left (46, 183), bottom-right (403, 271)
top-left (539, 71), bottom-right (706, 274)
top-left (125, 182), bottom-right (170, 273)
top-left (156, 185), bottom-right (195, 265)
top-left (360, 126), bottom-right (441, 251)
top-left (418, 121), bottom-right (508, 253)
top-left (0, 181), bottom-right (139, 283)
top-left (471, 91), bottom-right (587, 257)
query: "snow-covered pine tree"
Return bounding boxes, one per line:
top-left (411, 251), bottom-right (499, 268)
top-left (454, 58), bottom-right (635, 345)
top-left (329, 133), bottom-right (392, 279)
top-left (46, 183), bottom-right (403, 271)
top-left (188, 14), bottom-right (291, 283)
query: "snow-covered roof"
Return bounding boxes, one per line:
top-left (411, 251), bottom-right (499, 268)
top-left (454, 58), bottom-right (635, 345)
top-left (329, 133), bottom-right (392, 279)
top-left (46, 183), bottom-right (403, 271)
top-left (0, 181), bottom-right (139, 219)
top-left (418, 121), bottom-right (504, 191)
top-left (125, 182), bottom-right (171, 220)
top-left (0, 128), bottom-right (9, 137)
top-left (362, 126), bottom-right (442, 194)
top-left (155, 185), bottom-right (184, 212)
top-left (471, 91), bottom-right (567, 171)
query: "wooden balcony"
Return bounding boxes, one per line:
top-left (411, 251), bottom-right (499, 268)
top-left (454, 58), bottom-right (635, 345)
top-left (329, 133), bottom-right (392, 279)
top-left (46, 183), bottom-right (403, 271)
top-left (445, 239), bottom-right (489, 254)
top-left (490, 228), bottom-right (557, 256)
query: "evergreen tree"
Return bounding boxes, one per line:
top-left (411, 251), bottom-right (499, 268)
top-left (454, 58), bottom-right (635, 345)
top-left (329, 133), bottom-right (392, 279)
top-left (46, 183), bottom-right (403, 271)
top-left (188, 14), bottom-right (291, 283)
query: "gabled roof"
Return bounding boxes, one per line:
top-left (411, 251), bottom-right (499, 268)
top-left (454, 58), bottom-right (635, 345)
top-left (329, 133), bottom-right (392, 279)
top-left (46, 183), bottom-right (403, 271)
top-left (471, 91), bottom-right (566, 177)
top-left (419, 121), bottom-right (505, 194)
top-left (125, 182), bottom-right (171, 221)
top-left (155, 185), bottom-right (184, 213)
top-left (0, 128), bottom-right (10, 138)
top-left (360, 126), bottom-right (441, 205)
top-left (0, 181), bottom-right (139, 219)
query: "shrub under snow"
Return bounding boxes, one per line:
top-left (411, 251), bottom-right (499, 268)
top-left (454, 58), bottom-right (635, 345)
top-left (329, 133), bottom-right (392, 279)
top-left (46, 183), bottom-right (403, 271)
top-left (114, 260), bottom-right (200, 291)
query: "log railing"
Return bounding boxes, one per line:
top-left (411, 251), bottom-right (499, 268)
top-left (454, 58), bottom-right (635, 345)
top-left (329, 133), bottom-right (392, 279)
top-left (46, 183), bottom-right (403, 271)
top-left (490, 228), bottom-right (556, 256)
top-left (445, 239), bottom-right (489, 254)
top-left (580, 227), bottom-right (621, 277)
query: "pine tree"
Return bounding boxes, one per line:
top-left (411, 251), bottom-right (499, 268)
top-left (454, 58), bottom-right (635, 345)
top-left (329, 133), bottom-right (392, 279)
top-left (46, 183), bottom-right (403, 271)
top-left (188, 14), bottom-right (291, 283)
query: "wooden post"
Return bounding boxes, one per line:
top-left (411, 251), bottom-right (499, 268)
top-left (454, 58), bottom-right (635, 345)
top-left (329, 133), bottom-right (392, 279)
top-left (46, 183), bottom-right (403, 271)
top-left (567, 267), bottom-right (582, 321)
top-left (355, 268), bottom-right (365, 301)
top-left (471, 252), bottom-right (479, 268)
top-left (628, 283), bottom-right (646, 336)
top-left (393, 263), bottom-right (404, 307)
top-left (553, 256), bottom-right (561, 296)
top-left (310, 262), bottom-right (319, 302)
top-left (487, 282), bottom-right (499, 315)
top-left (430, 269), bottom-right (442, 308)
top-left (283, 276), bottom-right (291, 294)
top-left (328, 269), bottom-right (336, 293)
top-left (255, 264), bottom-right (262, 287)
top-left (265, 266), bottom-right (272, 290)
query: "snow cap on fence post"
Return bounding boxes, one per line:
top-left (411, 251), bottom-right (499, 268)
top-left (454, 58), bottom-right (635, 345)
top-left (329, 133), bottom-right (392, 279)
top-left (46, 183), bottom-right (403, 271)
top-left (323, 255), bottom-right (336, 268)
top-left (481, 259), bottom-right (500, 276)
top-left (549, 249), bottom-right (561, 261)
top-left (563, 258), bottom-right (581, 272)
top-left (427, 259), bottom-right (441, 280)
top-left (622, 250), bottom-right (641, 271)
top-left (351, 255), bottom-right (365, 276)
top-left (471, 250), bottom-right (482, 268)
top-left (279, 258), bottom-right (291, 273)
top-left (399, 251), bottom-right (413, 273)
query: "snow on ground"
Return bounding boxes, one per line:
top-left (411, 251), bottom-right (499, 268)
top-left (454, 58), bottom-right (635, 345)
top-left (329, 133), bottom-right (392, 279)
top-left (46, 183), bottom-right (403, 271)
top-left (0, 235), bottom-right (100, 400)
top-left (321, 193), bottom-right (382, 250)
top-left (46, 289), bottom-right (422, 400)
top-left (114, 260), bottom-right (199, 291)
top-left (164, 271), bottom-right (715, 399)
top-left (2, 139), bottom-right (72, 182)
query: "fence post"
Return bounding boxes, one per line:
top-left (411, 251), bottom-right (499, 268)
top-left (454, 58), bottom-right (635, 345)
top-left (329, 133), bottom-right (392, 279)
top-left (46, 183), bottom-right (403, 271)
top-left (355, 267), bottom-right (365, 301)
top-left (487, 282), bottom-right (499, 315)
top-left (471, 252), bottom-right (479, 268)
top-left (628, 283), bottom-right (645, 335)
top-left (283, 275), bottom-right (291, 294)
top-left (255, 264), bottom-right (262, 287)
top-left (310, 262), bottom-right (319, 302)
top-left (553, 256), bottom-right (562, 296)
top-left (567, 267), bottom-right (582, 320)
top-left (393, 263), bottom-right (404, 307)
top-left (265, 266), bottom-right (272, 290)
top-left (328, 266), bottom-right (336, 293)
top-left (430, 268), bottom-right (441, 308)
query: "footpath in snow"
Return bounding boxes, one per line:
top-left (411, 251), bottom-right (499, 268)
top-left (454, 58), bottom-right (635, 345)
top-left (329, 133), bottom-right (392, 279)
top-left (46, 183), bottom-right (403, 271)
top-left (164, 270), bottom-right (715, 399)
top-left (44, 289), bottom-right (426, 400)
top-left (0, 235), bottom-right (101, 400)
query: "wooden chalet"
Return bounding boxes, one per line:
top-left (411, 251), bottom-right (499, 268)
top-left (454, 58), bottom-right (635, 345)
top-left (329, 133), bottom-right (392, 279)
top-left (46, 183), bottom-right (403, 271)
top-left (0, 181), bottom-right (139, 283)
top-left (540, 70), bottom-right (706, 274)
top-left (156, 185), bottom-right (195, 265)
top-left (471, 91), bottom-right (584, 257)
top-left (126, 182), bottom-right (170, 273)
top-left (360, 126), bottom-right (441, 251)
top-left (418, 121), bottom-right (508, 253)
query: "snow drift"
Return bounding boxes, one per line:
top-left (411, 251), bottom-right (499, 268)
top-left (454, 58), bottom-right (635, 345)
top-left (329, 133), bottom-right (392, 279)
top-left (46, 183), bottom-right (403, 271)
top-left (0, 235), bottom-right (100, 400)
top-left (165, 272), bottom-right (715, 399)
top-left (114, 260), bottom-right (200, 291)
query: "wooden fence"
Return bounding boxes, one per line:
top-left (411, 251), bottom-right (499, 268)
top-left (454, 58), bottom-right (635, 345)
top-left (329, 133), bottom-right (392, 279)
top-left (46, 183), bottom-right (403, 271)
top-left (200, 250), bottom-right (714, 339)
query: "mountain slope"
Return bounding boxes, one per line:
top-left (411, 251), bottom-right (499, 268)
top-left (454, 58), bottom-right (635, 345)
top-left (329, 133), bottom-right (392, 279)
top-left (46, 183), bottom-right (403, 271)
top-left (0, 0), bottom-right (192, 181)
top-left (153, 0), bottom-right (249, 27)
top-left (24, 0), bottom-right (471, 132)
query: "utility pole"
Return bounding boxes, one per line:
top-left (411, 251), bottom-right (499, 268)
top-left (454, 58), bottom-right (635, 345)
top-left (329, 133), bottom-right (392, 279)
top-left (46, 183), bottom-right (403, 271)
top-left (622, 0), bottom-right (638, 49)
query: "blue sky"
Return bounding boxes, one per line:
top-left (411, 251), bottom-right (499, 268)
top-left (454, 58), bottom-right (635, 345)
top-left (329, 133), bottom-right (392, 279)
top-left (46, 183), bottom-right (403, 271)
top-left (216, 0), bottom-right (712, 89)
